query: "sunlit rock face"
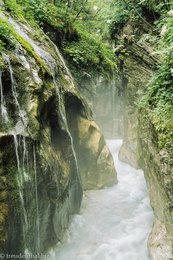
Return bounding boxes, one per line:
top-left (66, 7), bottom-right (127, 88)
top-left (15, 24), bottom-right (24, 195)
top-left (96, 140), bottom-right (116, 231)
top-left (65, 95), bottom-right (117, 189)
top-left (0, 12), bottom-right (116, 255)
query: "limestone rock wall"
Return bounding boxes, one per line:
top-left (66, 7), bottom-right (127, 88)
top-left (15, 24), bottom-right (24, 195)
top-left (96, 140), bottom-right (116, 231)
top-left (116, 41), bottom-right (157, 168)
top-left (138, 112), bottom-right (173, 259)
top-left (0, 12), bottom-right (116, 256)
top-left (115, 25), bottom-right (173, 259)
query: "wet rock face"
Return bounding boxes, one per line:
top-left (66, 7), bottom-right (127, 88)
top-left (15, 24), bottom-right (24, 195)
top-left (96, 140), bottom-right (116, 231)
top-left (0, 137), bottom-right (10, 252)
top-left (0, 133), bottom-right (82, 255)
top-left (0, 12), bottom-right (116, 255)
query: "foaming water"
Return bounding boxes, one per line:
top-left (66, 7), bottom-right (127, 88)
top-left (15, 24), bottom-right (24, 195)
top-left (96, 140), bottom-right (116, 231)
top-left (50, 140), bottom-right (153, 260)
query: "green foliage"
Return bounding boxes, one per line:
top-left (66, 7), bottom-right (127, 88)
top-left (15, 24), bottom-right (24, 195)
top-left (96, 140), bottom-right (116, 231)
top-left (151, 100), bottom-right (173, 148)
top-left (4, 0), bottom-right (24, 19)
top-left (20, 0), bottom-right (50, 21)
top-left (16, 0), bottom-right (64, 28)
top-left (0, 16), bottom-right (51, 74)
top-left (65, 40), bottom-right (99, 66)
top-left (0, 40), bottom-right (4, 52)
top-left (139, 77), bottom-right (173, 150)
top-left (64, 23), bottom-right (116, 77)
top-left (161, 15), bottom-right (173, 46)
top-left (109, 10), bottom-right (129, 37)
top-left (13, 31), bottom-right (51, 74)
top-left (0, 19), bottom-right (16, 50)
top-left (110, 0), bottom-right (173, 39)
top-left (3, 0), bottom-right (116, 78)
top-left (65, 25), bottom-right (115, 68)
top-left (139, 14), bottom-right (173, 149)
top-left (84, 0), bottom-right (118, 40)
top-left (4, 0), bottom-right (64, 30)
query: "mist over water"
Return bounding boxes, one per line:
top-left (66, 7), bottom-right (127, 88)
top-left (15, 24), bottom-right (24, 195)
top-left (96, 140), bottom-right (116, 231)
top-left (50, 139), bottom-right (153, 260)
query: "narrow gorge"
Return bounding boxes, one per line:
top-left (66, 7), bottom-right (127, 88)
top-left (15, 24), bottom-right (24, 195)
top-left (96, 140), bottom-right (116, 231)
top-left (0, 0), bottom-right (173, 260)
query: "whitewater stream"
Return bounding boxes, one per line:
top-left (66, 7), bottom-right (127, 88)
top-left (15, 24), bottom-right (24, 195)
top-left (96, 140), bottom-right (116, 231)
top-left (50, 139), bottom-right (153, 260)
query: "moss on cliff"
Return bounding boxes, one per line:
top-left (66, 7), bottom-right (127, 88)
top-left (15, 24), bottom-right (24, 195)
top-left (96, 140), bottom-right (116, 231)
top-left (2, 0), bottom-right (116, 79)
top-left (0, 16), bottom-right (51, 76)
top-left (0, 18), bottom-right (16, 50)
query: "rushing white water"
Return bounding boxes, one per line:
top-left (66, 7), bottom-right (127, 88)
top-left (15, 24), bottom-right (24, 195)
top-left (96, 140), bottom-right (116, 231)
top-left (50, 139), bottom-right (153, 260)
top-left (22, 136), bottom-right (30, 182)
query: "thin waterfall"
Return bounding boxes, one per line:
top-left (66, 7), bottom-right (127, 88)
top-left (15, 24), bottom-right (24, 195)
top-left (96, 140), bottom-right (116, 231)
top-left (53, 44), bottom-right (73, 78)
top-left (0, 70), bottom-right (9, 123)
top-left (53, 76), bottom-right (80, 180)
top-left (13, 135), bottom-right (20, 172)
top-left (112, 77), bottom-right (122, 138)
top-left (33, 145), bottom-right (40, 253)
top-left (3, 54), bottom-right (27, 129)
top-left (67, 127), bottom-right (80, 183)
top-left (22, 137), bottom-right (27, 178)
top-left (40, 38), bottom-right (79, 182)
top-left (112, 79), bottom-right (116, 136)
top-left (52, 43), bottom-right (75, 89)
top-left (22, 137), bottom-right (30, 182)
top-left (13, 135), bottom-right (28, 248)
top-left (9, 62), bottom-right (19, 108)
top-left (13, 135), bottom-right (41, 253)
top-left (6, 56), bottom-right (20, 110)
